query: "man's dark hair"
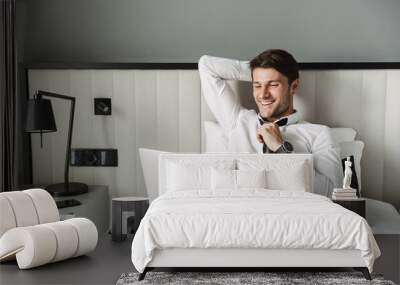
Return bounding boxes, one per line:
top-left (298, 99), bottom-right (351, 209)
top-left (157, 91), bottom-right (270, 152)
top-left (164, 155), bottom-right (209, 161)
top-left (250, 49), bottom-right (299, 84)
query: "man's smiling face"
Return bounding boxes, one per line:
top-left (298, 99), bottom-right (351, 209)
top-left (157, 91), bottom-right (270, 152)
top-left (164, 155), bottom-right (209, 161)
top-left (252, 67), bottom-right (298, 122)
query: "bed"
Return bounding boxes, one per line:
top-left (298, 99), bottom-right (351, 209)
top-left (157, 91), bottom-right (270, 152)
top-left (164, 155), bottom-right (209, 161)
top-left (131, 153), bottom-right (380, 280)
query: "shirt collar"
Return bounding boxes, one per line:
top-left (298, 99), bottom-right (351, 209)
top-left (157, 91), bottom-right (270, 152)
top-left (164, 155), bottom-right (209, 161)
top-left (258, 110), bottom-right (299, 126)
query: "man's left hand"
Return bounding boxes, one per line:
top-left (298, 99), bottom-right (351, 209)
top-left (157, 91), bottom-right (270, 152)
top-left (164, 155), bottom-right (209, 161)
top-left (257, 123), bottom-right (284, 152)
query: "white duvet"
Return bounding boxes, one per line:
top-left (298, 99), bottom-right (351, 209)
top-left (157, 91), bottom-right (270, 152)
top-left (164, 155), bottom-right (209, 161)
top-left (131, 190), bottom-right (380, 273)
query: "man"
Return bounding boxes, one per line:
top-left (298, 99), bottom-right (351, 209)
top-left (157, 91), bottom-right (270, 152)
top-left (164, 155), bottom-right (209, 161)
top-left (198, 49), bottom-right (342, 196)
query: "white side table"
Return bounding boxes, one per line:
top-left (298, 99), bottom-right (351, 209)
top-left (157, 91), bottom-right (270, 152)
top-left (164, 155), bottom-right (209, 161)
top-left (55, 185), bottom-right (110, 234)
top-left (112, 197), bottom-right (149, 242)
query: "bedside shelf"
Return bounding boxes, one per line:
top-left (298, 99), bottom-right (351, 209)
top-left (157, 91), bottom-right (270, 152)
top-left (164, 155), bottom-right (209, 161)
top-left (55, 185), bottom-right (110, 234)
top-left (332, 198), bottom-right (366, 218)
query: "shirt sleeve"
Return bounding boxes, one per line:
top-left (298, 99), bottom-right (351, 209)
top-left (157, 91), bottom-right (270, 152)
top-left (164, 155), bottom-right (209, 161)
top-left (312, 127), bottom-right (343, 196)
top-left (198, 55), bottom-right (252, 131)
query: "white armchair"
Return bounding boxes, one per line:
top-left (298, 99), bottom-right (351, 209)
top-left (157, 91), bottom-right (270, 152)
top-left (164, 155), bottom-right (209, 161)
top-left (0, 188), bottom-right (98, 269)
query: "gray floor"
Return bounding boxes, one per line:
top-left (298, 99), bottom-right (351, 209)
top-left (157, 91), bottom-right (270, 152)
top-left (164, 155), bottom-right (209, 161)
top-left (1, 235), bottom-right (398, 285)
top-left (0, 234), bottom-right (133, 285)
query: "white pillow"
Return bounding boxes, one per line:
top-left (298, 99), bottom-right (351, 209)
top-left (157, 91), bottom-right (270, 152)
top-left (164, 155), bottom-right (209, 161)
top-left (237, 155), bottom-right (313, 192)
top-left (139, 148), bottom-right (169, 201)
top-left (160, 154), bottom-right (236, 194)
top-left (203, 121), bottom-right (229, 152)
top-left (266, 162), bottom-right (308, 191)
top-left (166, 162), bottom-right (211, 191)
top-left (211, 168), bottom-right (236, 189)
top-left (211, 168), bottom-right (267, 190)
top-left (237, 169), bottom-right (267, 189)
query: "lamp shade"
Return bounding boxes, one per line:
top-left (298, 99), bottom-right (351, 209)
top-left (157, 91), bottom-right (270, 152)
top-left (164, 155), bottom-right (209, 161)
top-left (25, 98), bottom-right (57, 133)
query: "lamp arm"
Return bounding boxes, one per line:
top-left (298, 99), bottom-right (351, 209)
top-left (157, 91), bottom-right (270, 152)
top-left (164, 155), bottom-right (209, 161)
top-left (37, 90), bottom-right (75, 188)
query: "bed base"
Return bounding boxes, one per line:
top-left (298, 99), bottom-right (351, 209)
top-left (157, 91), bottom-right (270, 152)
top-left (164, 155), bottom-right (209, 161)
top-left (138, 248), bottom-right (372, 281)
top-left (138, 267), bottom-right (371, 281)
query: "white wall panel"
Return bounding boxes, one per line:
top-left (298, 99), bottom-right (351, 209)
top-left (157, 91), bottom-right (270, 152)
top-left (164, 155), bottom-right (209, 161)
top-left (91, 71), bottom-right (117, 197)
top-left (156, 71), bottom-right (179, 152)
top-left (384, 71), bottom-right (400, 207)
top-left (134, 71), bottom-right (158, 197)
top-left (315, 71), bottom-right (341, 126)
top-left (297, 71), bottom-right (316, 122)
top-left (113, 71), bottom-right (136, 197)
top-left (69, 70), bottom-right (95, 185)
top-left (178, 71), bottom-right (201, 152)
top-left (359, 71), bottom-right (386, 199)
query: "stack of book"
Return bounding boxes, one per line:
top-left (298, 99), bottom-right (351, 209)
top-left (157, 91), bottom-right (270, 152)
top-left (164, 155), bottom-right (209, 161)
top-left (332, 188), bottom-right (358, 200)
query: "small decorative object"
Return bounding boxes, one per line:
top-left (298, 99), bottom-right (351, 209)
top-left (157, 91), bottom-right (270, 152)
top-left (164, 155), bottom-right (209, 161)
top-left (332, 157), bottom-right (358, 200)
top-left (342, 156), bottom-right (353, 189)
top-left (94, 98), bottom-right (112, 115)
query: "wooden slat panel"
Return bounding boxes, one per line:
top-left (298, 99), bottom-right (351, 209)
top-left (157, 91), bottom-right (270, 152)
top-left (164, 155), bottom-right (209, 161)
top-left (384, 71), bottom-right (400, 209)
top-left (113, 70), bottom-right (136, 197)
top-left (156, 71), bottom-right (179, 152)
top-left (28, 70), bottom-right (53, 185)
top-left (178, 70), bottom-right (201, 152)
top-left (134, 71), bottom-right (157, 197)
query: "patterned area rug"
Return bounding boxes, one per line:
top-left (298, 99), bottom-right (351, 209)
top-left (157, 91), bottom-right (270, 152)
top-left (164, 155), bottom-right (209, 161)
top-left (116, 271), bottom-right (396, 285)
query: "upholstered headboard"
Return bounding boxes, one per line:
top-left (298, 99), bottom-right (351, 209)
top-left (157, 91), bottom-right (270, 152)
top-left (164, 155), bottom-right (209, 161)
top-left (26, 63), bottom-right (400, 209)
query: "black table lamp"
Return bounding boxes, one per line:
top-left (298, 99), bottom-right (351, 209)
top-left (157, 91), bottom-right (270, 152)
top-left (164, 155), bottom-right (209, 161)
top-left (25, 90), bottom-right (88, 196)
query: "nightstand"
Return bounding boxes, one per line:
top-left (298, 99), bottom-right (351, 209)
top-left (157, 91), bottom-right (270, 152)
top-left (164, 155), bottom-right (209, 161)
top-left (112, 197), bottom-right (149, 242)
top-left (56, 185), bottom-right (110, 234)
top-left (16, 184), bottom-right (110, 234)
top-left (332, 198), bottom-right (366, 218)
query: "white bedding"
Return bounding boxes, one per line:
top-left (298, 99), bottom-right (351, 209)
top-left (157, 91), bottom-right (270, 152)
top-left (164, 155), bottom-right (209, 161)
top-left (131, 190), bottom-right (380, 273)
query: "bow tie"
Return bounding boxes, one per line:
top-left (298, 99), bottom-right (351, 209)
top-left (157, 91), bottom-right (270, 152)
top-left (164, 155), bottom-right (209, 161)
top-left (258, 117), bottom-right (289, 153)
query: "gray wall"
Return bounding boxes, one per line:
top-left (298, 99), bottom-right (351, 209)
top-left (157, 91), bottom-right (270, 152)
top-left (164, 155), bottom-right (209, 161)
top-left (18, 0), bottom-right (400, 63)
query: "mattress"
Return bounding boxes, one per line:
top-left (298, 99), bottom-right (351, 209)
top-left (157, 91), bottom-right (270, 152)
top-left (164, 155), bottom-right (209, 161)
top-left (131, 189), bottom-right (380, 273)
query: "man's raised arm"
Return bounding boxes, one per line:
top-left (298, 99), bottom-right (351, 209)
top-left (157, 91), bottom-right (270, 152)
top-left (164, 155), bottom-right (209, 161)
top-left (198, 55), bottom-right (251, 131)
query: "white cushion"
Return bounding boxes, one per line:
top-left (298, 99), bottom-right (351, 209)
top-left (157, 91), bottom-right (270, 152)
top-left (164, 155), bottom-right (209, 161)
top-left (211, 169), bottom-right (267, 190)
top-left (237, 154), bottom-right (313, 192)
top-left (160, 154), bottom-right (236, 194)
top-left (266, 162), bottom-right (308, 191)
top-left (64, 218), bottom-right (98, 257)
top-left (24, 189), bottom-right (59, 224)
top-left (42, 221), bottom-right (79, 262)
top-left (211, 168), bottom-right (236, 190)
top-left (1, 191), bottom-right (39, 227)
top-left (0, 196), bottom-right (16, 237)
top-left (0, 218), bottom-right (97, 269)
top-left (0, 189), bottom-right (98, 269)
top-left (0, 225), bottom-right (57, 269)
top-left (166, 162), bottom-right (211, 191)
top-left (237, 169), bottom-right (267, 189)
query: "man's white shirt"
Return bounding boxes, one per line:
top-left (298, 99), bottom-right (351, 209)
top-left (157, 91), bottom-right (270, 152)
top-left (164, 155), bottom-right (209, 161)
top-left (198, 55), bottom-right (343, 196)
